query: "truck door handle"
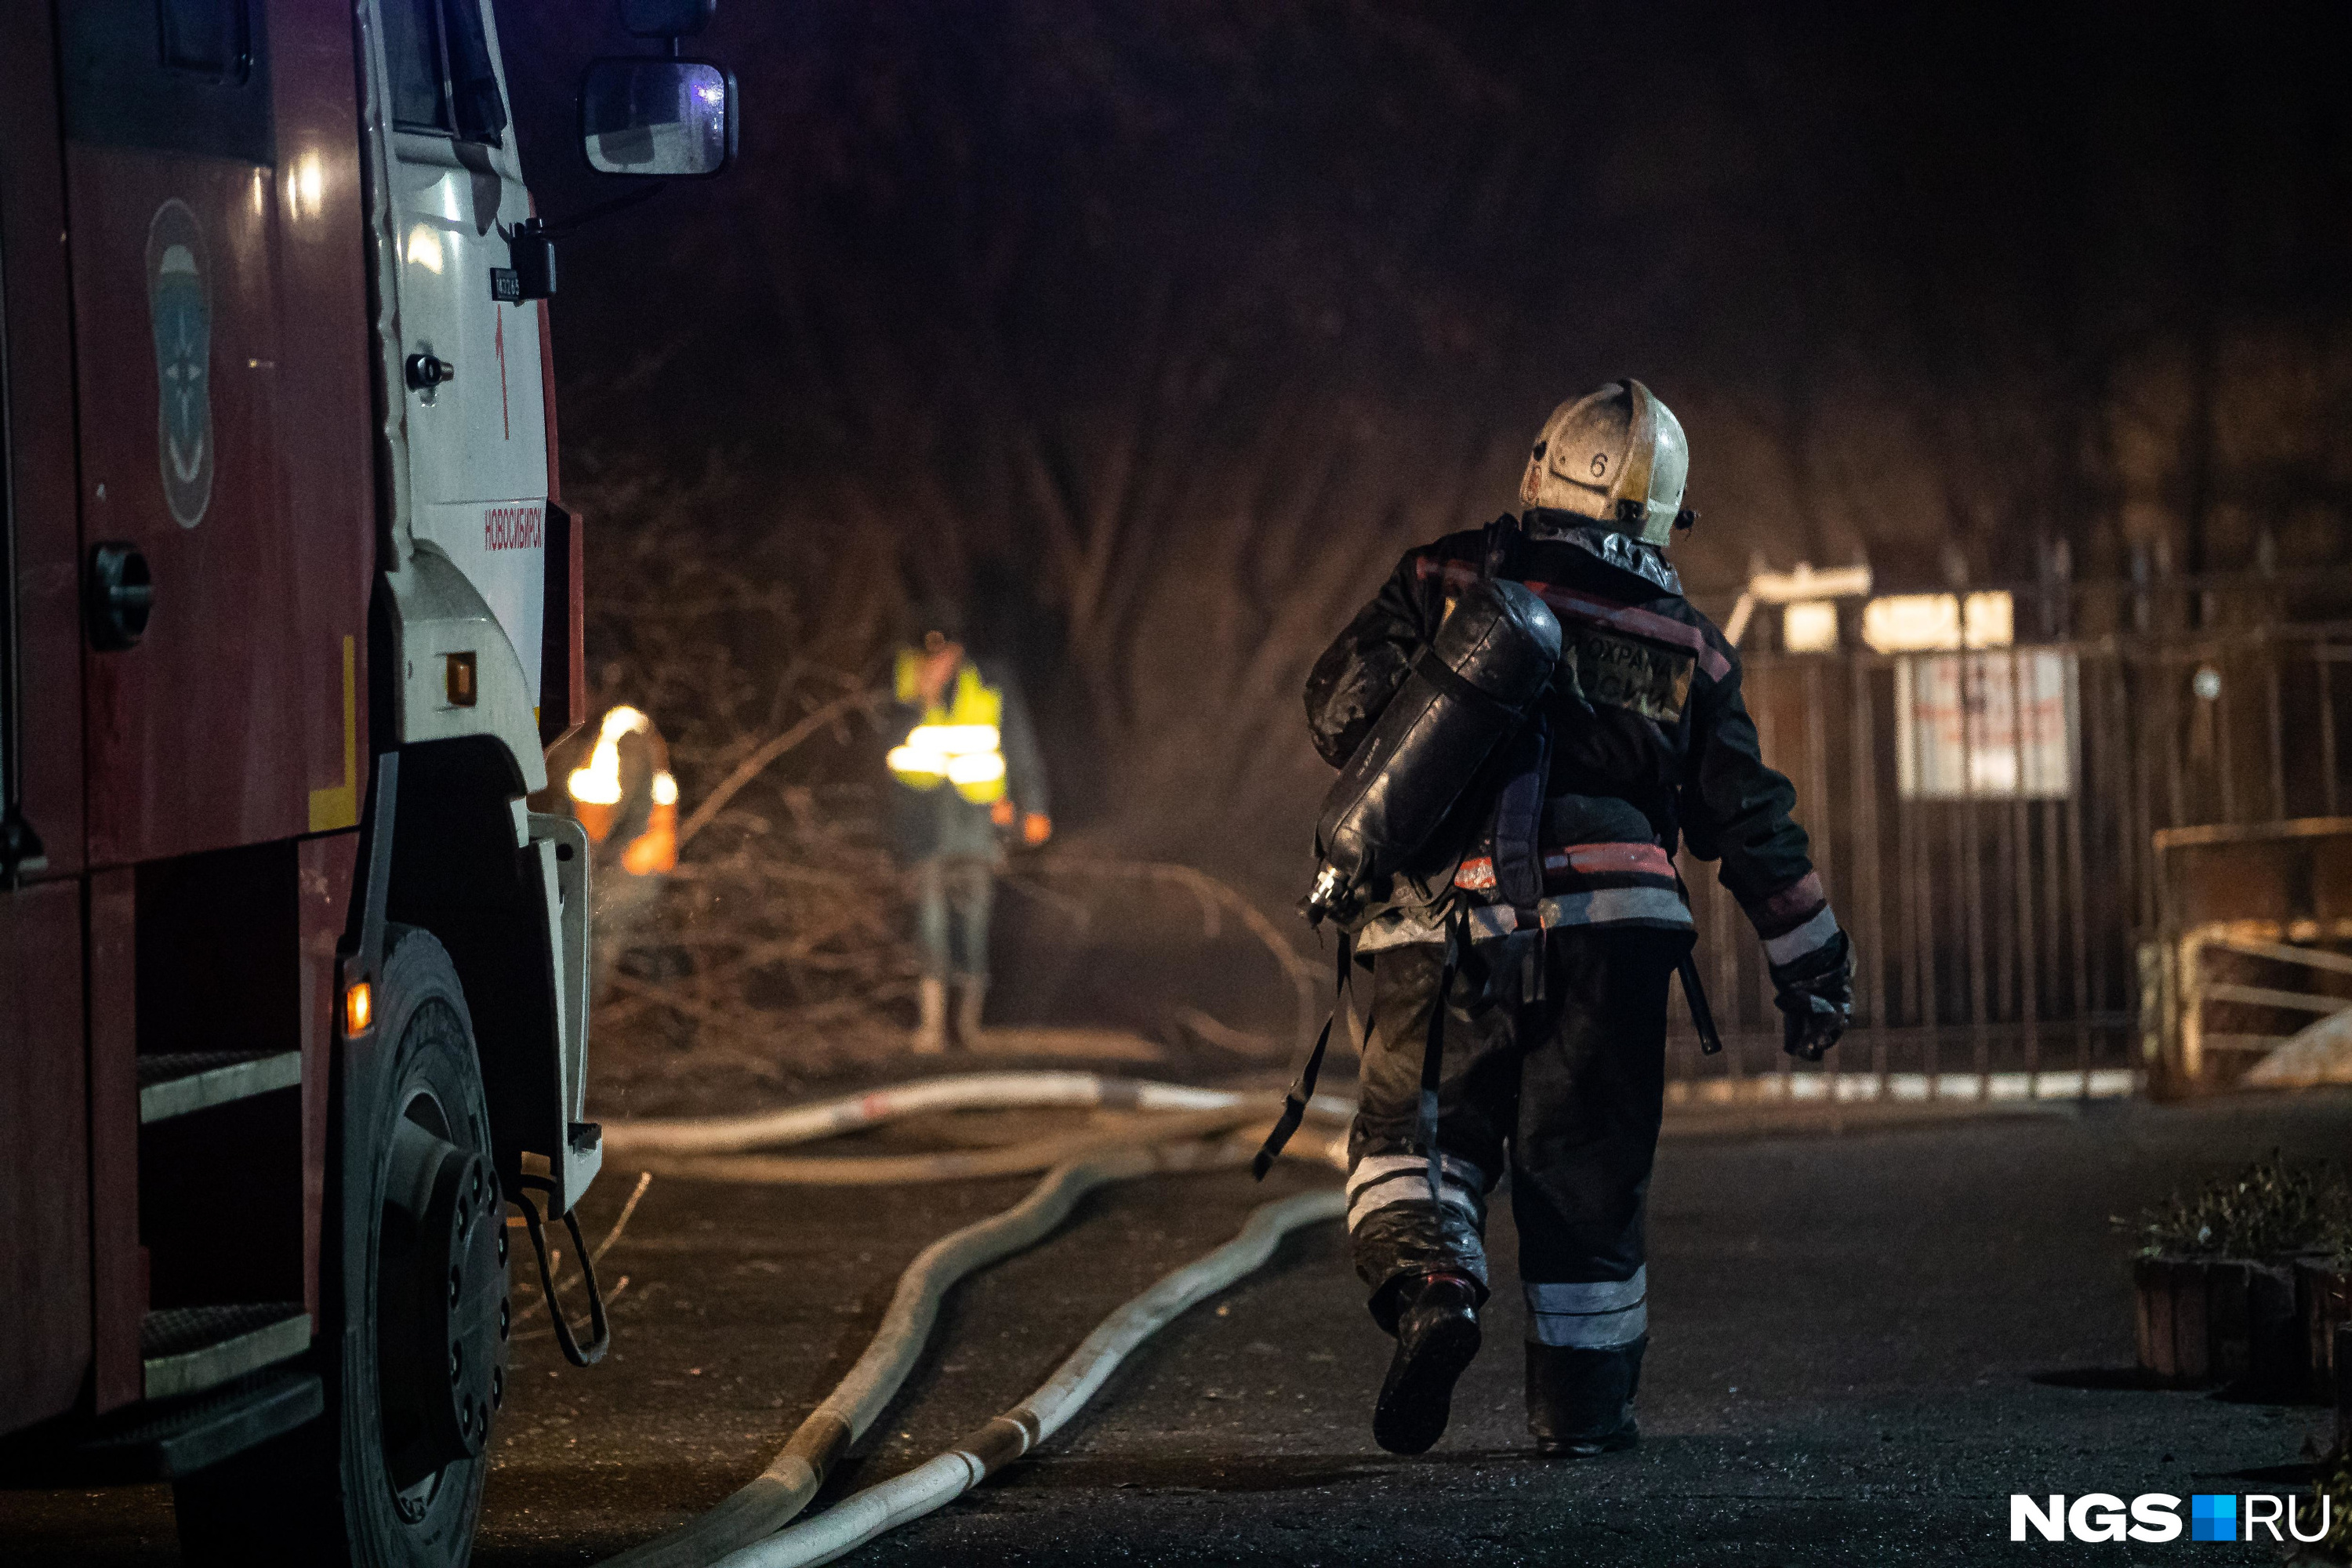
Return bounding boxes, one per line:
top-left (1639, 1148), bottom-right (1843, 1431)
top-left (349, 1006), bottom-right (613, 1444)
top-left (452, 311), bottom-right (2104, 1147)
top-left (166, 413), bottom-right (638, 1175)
top-left (405, 353), bottom-right (456, 391)
top-left (87, 542), bottom-right (154, 651)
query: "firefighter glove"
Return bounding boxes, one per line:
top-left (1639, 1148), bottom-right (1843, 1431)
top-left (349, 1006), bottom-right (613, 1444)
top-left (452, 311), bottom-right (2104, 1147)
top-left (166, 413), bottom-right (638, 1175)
top-left (1769, 927), bottom-right (1853, 1062)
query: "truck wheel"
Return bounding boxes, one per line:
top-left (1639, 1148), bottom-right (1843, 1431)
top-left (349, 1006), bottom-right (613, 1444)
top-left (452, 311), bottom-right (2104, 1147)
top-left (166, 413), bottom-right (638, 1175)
top-left (176, 925), bottom-right (510, 1567)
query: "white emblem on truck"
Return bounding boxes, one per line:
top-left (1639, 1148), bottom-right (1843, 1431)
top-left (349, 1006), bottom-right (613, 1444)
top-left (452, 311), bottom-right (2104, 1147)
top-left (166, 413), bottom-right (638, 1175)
top-left (145, 198), bottom-right (214, 528)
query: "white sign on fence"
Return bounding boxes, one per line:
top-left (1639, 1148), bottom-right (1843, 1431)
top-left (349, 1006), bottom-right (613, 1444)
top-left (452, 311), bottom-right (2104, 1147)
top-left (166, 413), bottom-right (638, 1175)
top-left (1895, 649), bottom-right (2077, 799)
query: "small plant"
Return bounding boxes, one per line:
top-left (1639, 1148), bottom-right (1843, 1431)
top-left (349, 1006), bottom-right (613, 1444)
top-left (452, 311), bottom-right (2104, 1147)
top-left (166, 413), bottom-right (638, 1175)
top-left (2117, 1150), bottom-right (2352, 1261)
top-left (2298, 1441), bottom-right (2352, 1563)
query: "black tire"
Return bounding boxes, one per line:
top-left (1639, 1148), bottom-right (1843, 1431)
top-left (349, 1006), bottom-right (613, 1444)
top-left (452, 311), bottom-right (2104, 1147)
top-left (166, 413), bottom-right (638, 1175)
top-left (176, 925), bottom-right (510, 1567)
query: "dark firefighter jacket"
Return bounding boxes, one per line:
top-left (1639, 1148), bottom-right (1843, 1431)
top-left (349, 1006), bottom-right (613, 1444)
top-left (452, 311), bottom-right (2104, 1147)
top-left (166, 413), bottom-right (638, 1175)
top-left (1303, 518), bottom-right (1835, 960)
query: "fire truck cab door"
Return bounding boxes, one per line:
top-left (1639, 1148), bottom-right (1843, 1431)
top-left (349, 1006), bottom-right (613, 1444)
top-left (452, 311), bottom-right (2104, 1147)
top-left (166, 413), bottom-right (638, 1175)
top-left (58, 0), bottom-right (376, 866)
top-left (379, 0), bottom-right (549, 702)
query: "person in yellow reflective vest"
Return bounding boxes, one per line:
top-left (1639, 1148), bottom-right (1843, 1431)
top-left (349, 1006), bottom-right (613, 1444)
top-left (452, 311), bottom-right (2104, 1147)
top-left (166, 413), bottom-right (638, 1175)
top-left (887, 605), bottom-right (1051, 1052)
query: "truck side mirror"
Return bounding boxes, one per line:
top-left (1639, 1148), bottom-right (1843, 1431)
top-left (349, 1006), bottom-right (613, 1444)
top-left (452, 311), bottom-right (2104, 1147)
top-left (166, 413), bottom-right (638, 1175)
top-left (579, 59), bottom-right (737, 177)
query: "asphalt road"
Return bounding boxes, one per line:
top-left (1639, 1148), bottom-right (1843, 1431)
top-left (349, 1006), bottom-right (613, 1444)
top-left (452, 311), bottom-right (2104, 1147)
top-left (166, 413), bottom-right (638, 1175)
top-left (9, 1090), bottom-right (2352, 1566)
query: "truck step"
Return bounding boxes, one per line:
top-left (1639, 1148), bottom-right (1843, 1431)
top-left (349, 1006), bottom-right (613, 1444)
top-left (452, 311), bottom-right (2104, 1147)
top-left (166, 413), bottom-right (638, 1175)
top-left (0, 1365), bottom-right (322, 1485)
top-left (142, 1302), bottom-right (311, 1401)
top-left (137, 1049), bottom-right (301, 1123)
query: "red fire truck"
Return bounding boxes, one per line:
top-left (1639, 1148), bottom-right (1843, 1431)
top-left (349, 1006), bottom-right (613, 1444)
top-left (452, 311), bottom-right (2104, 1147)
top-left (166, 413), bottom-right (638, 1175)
top-left (0, 1), bottom-right (735, 1560)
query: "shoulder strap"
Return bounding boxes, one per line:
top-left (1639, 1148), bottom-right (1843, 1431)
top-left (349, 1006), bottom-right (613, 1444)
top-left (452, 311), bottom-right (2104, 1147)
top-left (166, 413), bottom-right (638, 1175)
top-left (1417, 908), bottom-right (1466, 1204)
top-left (1252, 933), bottom-right (1356, 1178)
top-left (1479, 513), bottom-right (1523, 583)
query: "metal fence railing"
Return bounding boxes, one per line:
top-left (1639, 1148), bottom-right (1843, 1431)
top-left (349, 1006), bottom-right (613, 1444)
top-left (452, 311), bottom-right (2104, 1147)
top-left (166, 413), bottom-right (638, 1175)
top-left (1664, 588), bottom-right (2352, 1105)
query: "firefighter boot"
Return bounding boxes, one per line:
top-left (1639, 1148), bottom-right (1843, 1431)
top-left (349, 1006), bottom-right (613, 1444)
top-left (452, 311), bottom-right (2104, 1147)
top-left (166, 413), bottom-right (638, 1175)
top-left (912, 977), bottom-right (949, 1054)
top-left (1526, 1336), bottom-right (1646, 1457)
top-left (1372, 1272), bottom-right (1483, 1455)
top-left (953, 978), bottom-right (988, 1048)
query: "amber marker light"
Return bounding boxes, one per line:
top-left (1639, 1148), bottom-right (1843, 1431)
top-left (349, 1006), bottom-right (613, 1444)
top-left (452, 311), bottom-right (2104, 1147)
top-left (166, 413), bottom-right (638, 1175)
top-left (446, 651), bottom-right (478, 706)
top-left (346, 980), bottom-right (373, 1036)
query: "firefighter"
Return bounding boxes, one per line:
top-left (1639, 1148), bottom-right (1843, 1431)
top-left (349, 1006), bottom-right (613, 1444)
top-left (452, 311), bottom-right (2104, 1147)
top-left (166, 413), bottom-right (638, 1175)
top-left (1303, 379), bottom-right (1853, 1457)
top-left (887, 605), bottom-right (1051, 1053)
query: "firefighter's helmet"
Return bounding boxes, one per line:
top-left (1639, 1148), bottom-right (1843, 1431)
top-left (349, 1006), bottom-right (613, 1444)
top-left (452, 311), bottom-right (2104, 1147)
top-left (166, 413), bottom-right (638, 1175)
top-left (1518, 379), bottom-right (1692, 546)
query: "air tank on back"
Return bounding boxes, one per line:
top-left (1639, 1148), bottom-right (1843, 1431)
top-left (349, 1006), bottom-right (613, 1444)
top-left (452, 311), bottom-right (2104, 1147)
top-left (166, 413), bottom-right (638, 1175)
top-left (1302, 577), bottom-right (1561, 926)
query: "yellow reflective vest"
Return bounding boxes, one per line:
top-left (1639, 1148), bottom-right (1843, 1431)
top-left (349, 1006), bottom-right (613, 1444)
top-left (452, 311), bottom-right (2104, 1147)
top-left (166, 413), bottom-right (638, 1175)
top-left (888, 652), bottom-right (1008, 805)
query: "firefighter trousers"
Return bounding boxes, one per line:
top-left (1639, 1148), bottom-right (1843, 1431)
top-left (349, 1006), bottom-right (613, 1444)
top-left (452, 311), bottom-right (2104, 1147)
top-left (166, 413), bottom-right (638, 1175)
top-left (1345, 924), bottom-right (1690, 1441)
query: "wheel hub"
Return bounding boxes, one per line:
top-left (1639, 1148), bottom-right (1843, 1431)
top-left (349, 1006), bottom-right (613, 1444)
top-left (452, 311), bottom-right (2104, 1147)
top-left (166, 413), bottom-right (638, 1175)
top-left (380, 1111), bottom-right (509, 1494)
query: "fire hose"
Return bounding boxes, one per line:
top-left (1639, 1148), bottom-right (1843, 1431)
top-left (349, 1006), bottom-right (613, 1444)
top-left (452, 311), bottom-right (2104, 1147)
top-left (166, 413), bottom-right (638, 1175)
top-left (597, 1076), bottom-right (1355, 1568)
top-left (601, 1070), bottom-right (1355, 1164)
top-left (717, 1189), bottom-right (1345, 1568)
